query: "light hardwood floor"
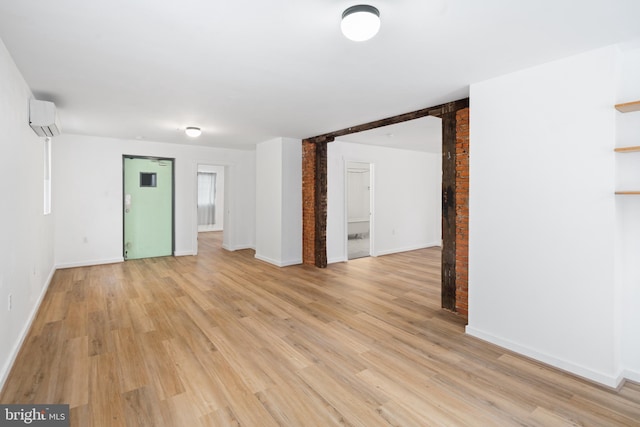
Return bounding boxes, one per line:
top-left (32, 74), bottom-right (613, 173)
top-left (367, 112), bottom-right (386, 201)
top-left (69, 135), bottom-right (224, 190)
top-left (2, 232), bottom-right (639, 426)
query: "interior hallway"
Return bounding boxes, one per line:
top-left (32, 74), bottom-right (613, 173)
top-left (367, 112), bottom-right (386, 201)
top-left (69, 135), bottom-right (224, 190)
top-left (1, 232), bottom-right (639, 426)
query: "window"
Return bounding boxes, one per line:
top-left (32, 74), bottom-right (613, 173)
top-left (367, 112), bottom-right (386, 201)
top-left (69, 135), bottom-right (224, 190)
top-left (140, 172), bottom-right (157, 187)
top-left (43, 137), bottom-right (51, 215)
top-left (197, 172), bottom-right (216, 227)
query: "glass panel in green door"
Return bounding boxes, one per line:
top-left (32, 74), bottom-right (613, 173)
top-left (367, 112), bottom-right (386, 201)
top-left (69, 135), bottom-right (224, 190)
top-left (123, 157), bottom-right (173, 259)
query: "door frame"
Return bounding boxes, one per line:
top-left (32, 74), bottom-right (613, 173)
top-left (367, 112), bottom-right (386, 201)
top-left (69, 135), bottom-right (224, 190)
top-left (122, 155), bottom-right (176, 259)
top-left (193, 162), bottom-right (228, 255)
top-left (344, 160), bottom-right (375, 260)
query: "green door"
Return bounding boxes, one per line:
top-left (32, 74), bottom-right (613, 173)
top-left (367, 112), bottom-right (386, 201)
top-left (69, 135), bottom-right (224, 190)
top-left (123, 156), bottom-right (174, 260)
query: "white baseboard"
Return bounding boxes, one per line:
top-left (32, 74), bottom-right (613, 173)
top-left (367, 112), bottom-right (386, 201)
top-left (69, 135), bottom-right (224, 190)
top-left (328, 241), bottom-right (441, 264)
top-left (56, 257), bottom-right (123, 269)
top-left (222, 243), bottom-right (254, 251)
top-left (375, 241), bottom-right (441, 257)
top-left (174, 250), bottom-right (196, 257)
top-left (0, 265), bottom-right (56, 392)
top-left (198, 226), bottom-right (223, 232)
top-left (279, 258), bottom-right (302, 267)
top-left (465, 326), bottom-right (623, 389)
top-left (621, 369), bottom-right (640, 385)
top-left (254, 254), bottom-right (302, 267)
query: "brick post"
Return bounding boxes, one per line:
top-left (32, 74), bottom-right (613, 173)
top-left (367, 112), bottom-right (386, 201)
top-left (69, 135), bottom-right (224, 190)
top-left (302, 140), bottom-right (316, 265)
top-left (455, 108), bottom-right (469, 317)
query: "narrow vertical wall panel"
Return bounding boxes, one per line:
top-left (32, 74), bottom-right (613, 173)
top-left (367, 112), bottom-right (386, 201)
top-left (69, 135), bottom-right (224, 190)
top-left (255, 138), bottom-right (302, 267)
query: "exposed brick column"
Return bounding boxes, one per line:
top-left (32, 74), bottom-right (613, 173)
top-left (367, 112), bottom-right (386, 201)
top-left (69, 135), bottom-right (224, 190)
top-left (455, 108), bottom-right (469, 318)
top-left (442, 106), bottom-right (470, 320)
top-left (442, 113), bottom-right (457, 312)
top-left (302, 140), bottom-right (328, 267)
top-left (302, 140), bottom-right (316, 265)
top-left (314, 141), bottom-right (328, 267)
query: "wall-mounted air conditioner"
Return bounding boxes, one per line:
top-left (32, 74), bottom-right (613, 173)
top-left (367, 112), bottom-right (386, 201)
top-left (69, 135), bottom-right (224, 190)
top-left (29, 99), bottom-right (61, 137)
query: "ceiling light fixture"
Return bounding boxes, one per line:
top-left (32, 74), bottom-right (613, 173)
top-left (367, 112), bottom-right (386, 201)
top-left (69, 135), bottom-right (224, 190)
top-left (341, 5), bottom-right (380, 42)
top-left (185, 127), bottom-right (202, 137)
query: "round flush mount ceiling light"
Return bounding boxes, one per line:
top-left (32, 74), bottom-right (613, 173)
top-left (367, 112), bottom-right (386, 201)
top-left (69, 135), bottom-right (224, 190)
top-left (341, 5), bottom-right (380, 42)
top-left (185, 127), bottom-right (202, 137)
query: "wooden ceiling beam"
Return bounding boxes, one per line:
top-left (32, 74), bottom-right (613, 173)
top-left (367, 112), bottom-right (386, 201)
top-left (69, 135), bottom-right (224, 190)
top-left (305, 98), bottom-right (469, 144)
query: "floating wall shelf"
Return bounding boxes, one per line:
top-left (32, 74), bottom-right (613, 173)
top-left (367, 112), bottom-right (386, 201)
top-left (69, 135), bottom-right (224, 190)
top-left (615, 100), bottom-right (640, 113)
top-left (614, 101), bottom-right (640, 195)
top-left (614, 146), bottom-right (640, 153)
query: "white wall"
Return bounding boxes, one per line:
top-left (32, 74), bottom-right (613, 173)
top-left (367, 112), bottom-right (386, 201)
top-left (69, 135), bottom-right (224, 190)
top-left (281, 138), bottom-right (302, 265)
top-left (467, 46), bottom-right (624, 386)
top-left (256, 139), bottom-right (282, 265)
top-left (0, 39), bottom-right (55, 389)
top-left (53, 134), bottom-right (256, 267)
top-left (328, 141), bottom-right (441, 263)
top-left (616, 44), bottom-right (640, 382)
top-left (197, 164), bottom-right (225, 232)
top-left (255, 137), bottom-right (302, 266)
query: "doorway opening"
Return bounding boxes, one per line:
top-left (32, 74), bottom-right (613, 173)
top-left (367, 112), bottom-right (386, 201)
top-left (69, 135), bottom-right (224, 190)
top-left (302, 98), bottom-right (469, 315)
top-left (346, 161), bottom-right (372, 259)
top-left (195, 164), bottom-right (226, 254)
top-left (197, 165), bottom-right (225, 232)
top-left (336, 116), bottom-right (442, 264)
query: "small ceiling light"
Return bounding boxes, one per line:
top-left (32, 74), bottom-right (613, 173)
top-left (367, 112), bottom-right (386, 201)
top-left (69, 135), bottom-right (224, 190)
top-left (341, 5), bottom-right (380, 42)
top-left (185, 127), bottom-right (202, 137)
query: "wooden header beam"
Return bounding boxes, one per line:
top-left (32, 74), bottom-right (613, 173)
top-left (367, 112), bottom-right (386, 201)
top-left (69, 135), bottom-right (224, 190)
top-left (305, 98), bottom-right (469, 144)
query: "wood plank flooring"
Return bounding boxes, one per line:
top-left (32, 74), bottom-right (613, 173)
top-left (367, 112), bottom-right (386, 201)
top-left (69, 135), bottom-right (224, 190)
top-left (2, 232), bottom-right (639, 426)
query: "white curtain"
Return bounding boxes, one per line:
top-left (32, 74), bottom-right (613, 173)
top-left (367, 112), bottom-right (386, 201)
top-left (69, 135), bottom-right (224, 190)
top-left (197, 172), bottom-right (216, 226)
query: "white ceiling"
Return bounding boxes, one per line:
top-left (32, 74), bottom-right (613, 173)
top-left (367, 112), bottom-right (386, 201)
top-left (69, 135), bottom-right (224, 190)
top-left (339, 116), bottom-right (442, 153)
top-left (1, 0), bottom-right (639, 150)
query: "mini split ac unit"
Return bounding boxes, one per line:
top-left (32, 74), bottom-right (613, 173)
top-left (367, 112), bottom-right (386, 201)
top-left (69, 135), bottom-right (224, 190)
top-left (29, 99), bottom-right (61, 137)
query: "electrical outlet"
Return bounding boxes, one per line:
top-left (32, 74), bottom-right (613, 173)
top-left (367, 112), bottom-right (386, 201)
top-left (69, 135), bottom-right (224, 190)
top-left (8, 294), bottom-right (12, 311)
